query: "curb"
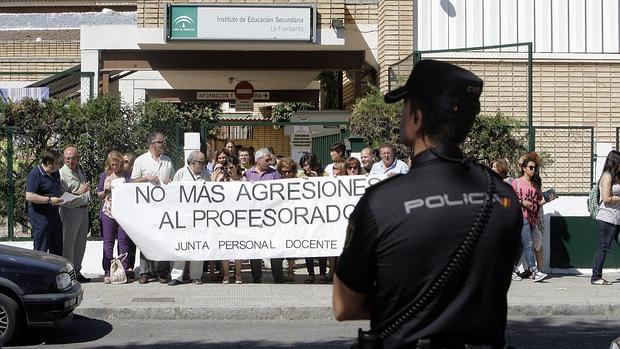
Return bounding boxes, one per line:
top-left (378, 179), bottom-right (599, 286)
top-left (75, 304), bottom-right (620, 321)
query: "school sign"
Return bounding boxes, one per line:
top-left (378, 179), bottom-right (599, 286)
top-left (167, 4), bottom-right (316, 42)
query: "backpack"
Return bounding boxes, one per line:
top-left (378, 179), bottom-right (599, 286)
top-left (587, 183), bottom-right (600, 219)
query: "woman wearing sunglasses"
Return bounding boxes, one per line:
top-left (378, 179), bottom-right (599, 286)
top-left (511, 154), bottom-right (548, 283)
top-left (591, 150), bottom-right (620, 285)
top-left (345, 157), bottom-right (362, 176)
top-left (218, 156), bottom-right (245, 284)
top-left (276, 158), bottom-right (300, 282)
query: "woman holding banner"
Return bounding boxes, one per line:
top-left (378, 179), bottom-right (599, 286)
top-left (277, 158), bottom-right (300, 282)
top-left (219, 156), bottom-right (245, 284)
top-left (298, 153), bottom-right (328, 284)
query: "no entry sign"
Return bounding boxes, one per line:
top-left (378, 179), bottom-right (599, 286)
top-left (234, 81), bottom-right (254, 100)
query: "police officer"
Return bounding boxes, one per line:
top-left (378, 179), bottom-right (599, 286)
top-left (333, 60), bottom-right (522, 349)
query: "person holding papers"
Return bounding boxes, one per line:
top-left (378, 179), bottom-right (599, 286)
top-left (59, 146), bottom-right (92, 283)
top-left (25, 150), bottom-right (65, 255)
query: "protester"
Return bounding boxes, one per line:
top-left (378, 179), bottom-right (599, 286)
top-left (25, 150), bottom-right (65, 255)
top-left (369, 142), bottom-right (409, 176)
top-left (359, 147), bottom-right (374, 175)
top-left (298, 152), bottom-right (328, 284)
top-left (123, 152), bottom-right (136, 174)
top-left (591, 150), bottom-right (620, 285)
top-left (511, 153), bottom-right (548, 282)
top-left (224, 140), bottom-right (237, 157)
top-left (215, 148), bottom-right (231, 165)
top-left (131, 131), bottom-right (175, 284)
top-left (332, 160), bottom-right (346, 177)
top-left (168, 150), bottom-right (210, 286)
top-left (334, 60), bottom-right (521, 348)
top-left (345, 157), bottom-right (362, 176)
top-left (244, 148), bottom-right (284, 283)
top-left (58, 147), bottom-right (92, 282)
top-left (122, 151), bottom-right (137, 272)
top-left (276, 157), bottom-right (299, 282)
top-left (219, 156), bottom-right (245, 284)
top-left (491, 158), bottom-right (509, 179)
top-left (97, 150), bottom-right (132, 284)
top-left (238, 147), bottom-right (252, 171)
top-left (325, 142), bottom-right (346, 176)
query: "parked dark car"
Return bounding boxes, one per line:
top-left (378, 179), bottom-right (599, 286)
top-left (0, 244), bottom-right (82, 345)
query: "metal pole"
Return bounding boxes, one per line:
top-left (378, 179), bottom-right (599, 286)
top-left (527, 42), bottom-right (534, 151)
top-left (6, 126), bottom-right (14, 240)
top-left (591, 128), bottom-right (596, 186)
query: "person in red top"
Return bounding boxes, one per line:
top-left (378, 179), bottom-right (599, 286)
top-left (511, 153), bottom-right (548, 282)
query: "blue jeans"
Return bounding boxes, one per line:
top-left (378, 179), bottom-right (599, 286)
top-left (591, 220), bottom-right (619, 281)
top-left (520, 219), bottom-right (538, 271)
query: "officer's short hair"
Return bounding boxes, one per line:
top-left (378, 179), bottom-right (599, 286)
top-left (384, 60), bottom-right (483, 144)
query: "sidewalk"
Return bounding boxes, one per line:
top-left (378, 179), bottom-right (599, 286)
top-left (76, 272), bottom-right (620, 320)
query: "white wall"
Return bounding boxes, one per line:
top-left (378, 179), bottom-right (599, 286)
top-left (416, 0), bottom-right (620, 54)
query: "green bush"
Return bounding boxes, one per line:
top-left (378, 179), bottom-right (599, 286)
top-left (0, 95), bottom-right (219, 238)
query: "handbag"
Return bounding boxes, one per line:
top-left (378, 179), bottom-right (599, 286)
top-left (110, 252), bottom-right (128, 284)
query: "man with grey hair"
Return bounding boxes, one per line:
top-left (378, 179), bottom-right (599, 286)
top-left (360, 147), bottom-right (375, 175)
top-left (244, 148), bottom-right (283, 283)
top-left (131, 131), bottom-right (175, 284)
top-left (168, 150), bottom-right (210, 286)
top-left (59, 146), bottom-right (91, 282)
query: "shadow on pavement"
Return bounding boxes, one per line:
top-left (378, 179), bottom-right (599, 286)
top-left (506, 317), bottom-right (620, 349)
top-left (9, 315), bottom-right (113, 347)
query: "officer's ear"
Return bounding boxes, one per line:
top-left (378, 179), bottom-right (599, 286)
top-left (412, 109), bottom-right (424, 136)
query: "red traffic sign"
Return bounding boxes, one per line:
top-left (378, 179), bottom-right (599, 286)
top-left (234, 81), bottom-right (254, 100)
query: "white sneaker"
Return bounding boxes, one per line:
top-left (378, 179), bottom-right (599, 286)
top-left (532, 270), bottom-right (547, 282)
top-left (511, 272), bottom-right (522, 281)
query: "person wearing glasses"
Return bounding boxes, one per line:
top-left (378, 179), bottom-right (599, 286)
top-left (276, 158), bottom-right (299, 282)
top-left (511, 153), bottom-right (548, 282)
top-left (345, 157), bottom-right (362, 176)
top-left (131, 131), bottom-right (175, 284)
top-left (97, 150), bottom-right (132, 284)
top-left (58, 146), bottom-right (92, 283)
top-left (25, 150), bottom-right (65, 255)
top-left (369, 142), bottom-right (409, 177)
top-left (168, 150), bottom-right (210, 286)
top-left (298, 153), bottom-right (329, 283)
top-left (218, 156), bottom-right (245, 284)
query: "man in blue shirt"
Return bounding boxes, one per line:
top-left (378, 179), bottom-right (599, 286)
top-left (25, 150), bottom-right (65, 255)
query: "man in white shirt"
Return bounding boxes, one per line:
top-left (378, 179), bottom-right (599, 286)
top-left (131, 131), bottom-right (175, 284)
top-left (369, 142), bottom-right (409, 177)
top-left (168, 150), bottom-right (209, 286)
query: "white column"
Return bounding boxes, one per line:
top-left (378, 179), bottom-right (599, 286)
top-left (80, 49), bottom-right (99, 103)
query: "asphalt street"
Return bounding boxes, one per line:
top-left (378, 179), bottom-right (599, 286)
top-left (9, 316), bottom-right (620, 348)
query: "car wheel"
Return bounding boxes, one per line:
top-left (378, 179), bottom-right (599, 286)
top-left (0, 293), bottom-right (21, 345)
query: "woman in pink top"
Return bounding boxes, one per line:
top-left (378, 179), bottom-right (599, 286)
top-left (511, 154), bottom-right (548, 282)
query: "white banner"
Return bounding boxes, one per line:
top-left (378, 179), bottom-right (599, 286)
top-left (112, 176), bottom-right (384, 261)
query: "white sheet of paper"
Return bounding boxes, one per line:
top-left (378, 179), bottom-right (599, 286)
top-left (60, 192), bottom-right (80, 203)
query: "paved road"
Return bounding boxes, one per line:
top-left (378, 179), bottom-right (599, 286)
top-left (10, 316), bottom-right (620, 348)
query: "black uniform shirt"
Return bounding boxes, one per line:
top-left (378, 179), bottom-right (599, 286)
top-left (337, 145), bottom-right (521, 348)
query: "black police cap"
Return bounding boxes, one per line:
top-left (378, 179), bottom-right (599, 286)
top-left (384, 60), bottom-right (483, 114)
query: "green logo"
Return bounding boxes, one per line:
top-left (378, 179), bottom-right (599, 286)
top-left (170, 6), bottom-right (197, 38)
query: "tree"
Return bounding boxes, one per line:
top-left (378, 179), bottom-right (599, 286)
top-left (350, 86), bottom-right (528, 164)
